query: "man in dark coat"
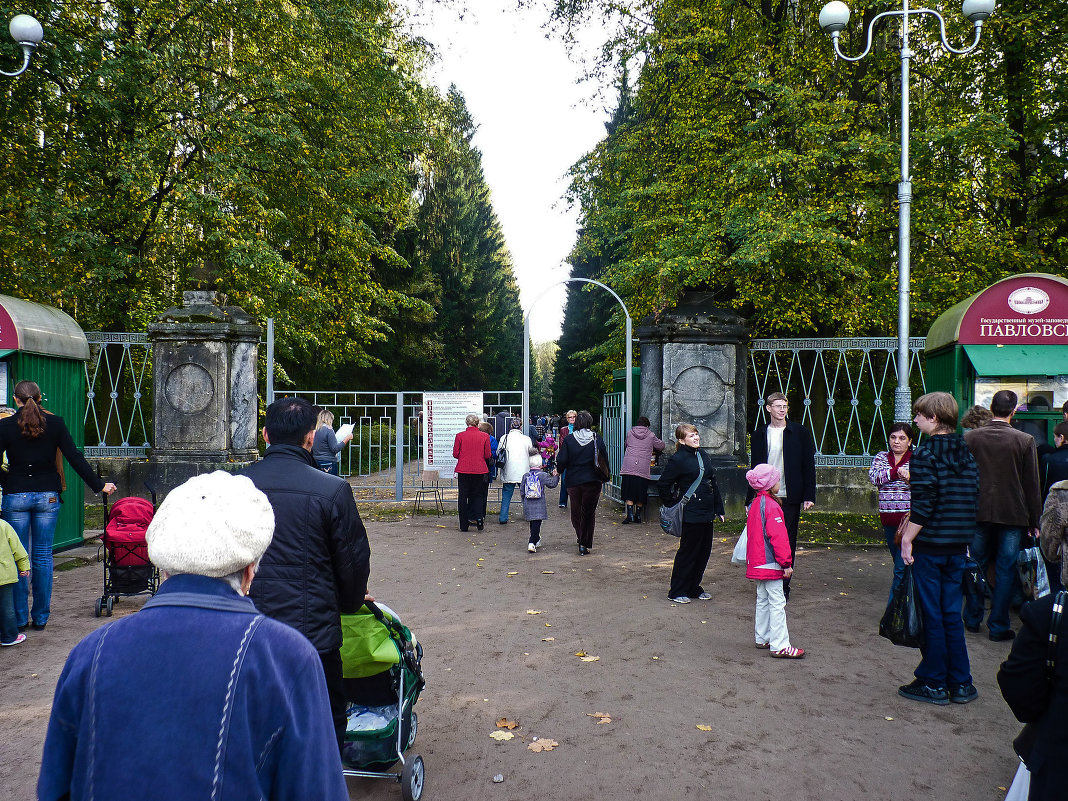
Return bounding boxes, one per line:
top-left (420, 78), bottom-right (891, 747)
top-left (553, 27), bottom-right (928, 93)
top-left (242, 397), bottom-right (371, 750)
top-left (963, 390), bottom-right (1042, 641)
top-left (746, 392), bottom-right (816, 599)
top-left (1042, 422), bottom-right (1068, 499)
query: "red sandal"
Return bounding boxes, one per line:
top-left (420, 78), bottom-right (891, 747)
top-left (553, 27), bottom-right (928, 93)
top-left (770, 646), bottom-right (805, 659)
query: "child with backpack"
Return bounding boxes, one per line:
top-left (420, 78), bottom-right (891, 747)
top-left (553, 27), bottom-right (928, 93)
top-left (745, 464), bottom-right (804, 659)
top-left (522, 454), bottom-right (559, 553)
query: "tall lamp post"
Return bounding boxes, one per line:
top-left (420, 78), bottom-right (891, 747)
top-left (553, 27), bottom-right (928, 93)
top-left (1, 14), bottom-right (43, 78)
top-left (818, 0), bottom-right (995, 422)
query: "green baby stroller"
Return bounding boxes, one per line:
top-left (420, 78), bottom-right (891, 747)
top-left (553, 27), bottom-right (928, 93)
top-left (340, 601), bottom-right (426, 801)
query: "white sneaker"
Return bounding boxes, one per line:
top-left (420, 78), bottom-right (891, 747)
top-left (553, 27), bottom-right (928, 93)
top-left (528, 542), bottom-right (537, 553)
top-left (669, 596), bottom-right (691, 604)
top-left (1, 633), bottom-right (26, 646)
top-left (697, 592), bottom-right (712, 600)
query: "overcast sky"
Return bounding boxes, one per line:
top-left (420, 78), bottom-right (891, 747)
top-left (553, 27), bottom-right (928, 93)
top-left (405, 3), bottom-right (612, 343)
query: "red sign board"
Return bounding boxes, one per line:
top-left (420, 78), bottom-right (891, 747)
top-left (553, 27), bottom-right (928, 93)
top-left (959, 275), bottom-right (1068, 345)
top-left (0, 303), bottom-right (19, 350)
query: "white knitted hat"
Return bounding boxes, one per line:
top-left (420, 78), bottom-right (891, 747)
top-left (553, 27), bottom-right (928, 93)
top-left (147, 471), bottom-right (275, 578)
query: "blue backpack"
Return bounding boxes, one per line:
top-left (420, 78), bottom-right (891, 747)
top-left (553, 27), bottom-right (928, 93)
top-left (523, 470), bottom-right (544, 500)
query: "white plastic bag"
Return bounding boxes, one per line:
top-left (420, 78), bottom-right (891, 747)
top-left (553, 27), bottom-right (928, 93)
top-left (731, 525), bottom-right (748, 566)
top-left (1005, 761), bottom-right (1030, 801)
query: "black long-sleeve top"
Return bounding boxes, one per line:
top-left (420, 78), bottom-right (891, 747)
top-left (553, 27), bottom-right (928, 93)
top-left (0, 410), bottom-right (105, 495)
top-left (657, 445), bottom-right (725, 523)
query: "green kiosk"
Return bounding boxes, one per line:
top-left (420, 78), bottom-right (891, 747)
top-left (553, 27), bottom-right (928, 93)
top-left (925, 273), bottom-right (1068, 443)
top-left (0, 294), bottom-right (93, 550)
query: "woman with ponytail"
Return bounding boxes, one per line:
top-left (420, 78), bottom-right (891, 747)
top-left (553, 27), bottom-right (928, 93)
top-left (0, 381), bottom-right (115, 631)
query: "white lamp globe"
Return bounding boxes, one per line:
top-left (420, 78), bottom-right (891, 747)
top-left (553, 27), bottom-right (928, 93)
top-left (962, 0), bottom-right (995, 23)
top-left (819, 2), bottom-right (851, 33)
top-left (9, 14), bottom-right (43, 45)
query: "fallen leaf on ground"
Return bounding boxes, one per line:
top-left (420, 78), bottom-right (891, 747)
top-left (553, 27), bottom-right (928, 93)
top-left (541, 637), bottom-right (555, 641)
top-left (580, 655), bottom-right (600, 662)
top-left (526, 609), bottom-right (543, 615)
top-left (507, 571), bottom-right (519, 576)
top-left (541, 570), bottom-right (554, 574)
top-left (696, 724), bottom-right (713, 731)
top-left (435, 525), bottom-right (447, 528)
top-left (545, 623), bottom-right (552, 627)
top-left (489, 731), bottom-right (514, 741)
top-left (575, 651), bottom-right (587, 657)
top-left (496, 718), bottom-right (519, 730)
top-left (884, 717), bottom-right (894, 721)
top-left (587, 713), bottom-right (612, 724)
top-left (528, 738), bottom-right (558, 752)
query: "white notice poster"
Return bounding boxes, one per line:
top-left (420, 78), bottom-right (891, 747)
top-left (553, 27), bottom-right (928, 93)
top-left (423, 392), bottom-right (483, 479)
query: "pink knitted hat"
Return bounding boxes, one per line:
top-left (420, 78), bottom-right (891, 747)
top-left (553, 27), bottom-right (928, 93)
top-left (746, 464), bottom-right (781, 492)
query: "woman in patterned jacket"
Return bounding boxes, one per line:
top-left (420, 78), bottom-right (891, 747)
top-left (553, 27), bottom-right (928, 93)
top-left (869, 422), bottom-right (913, 604)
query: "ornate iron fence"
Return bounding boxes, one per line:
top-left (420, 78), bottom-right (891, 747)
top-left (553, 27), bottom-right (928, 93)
top-left (748, 337), bottom-right (927, 466)
top-left (278, 390), bottom-right (524, 500)
top-left (84, 332), bottom-right (152, 457)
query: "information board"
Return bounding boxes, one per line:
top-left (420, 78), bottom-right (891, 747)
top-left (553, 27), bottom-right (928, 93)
top-left (423, 391), bottom-right (483, 479)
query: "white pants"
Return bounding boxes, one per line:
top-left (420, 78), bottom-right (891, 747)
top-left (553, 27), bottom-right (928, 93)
top-left (755, 579), bottom-right (791, 651)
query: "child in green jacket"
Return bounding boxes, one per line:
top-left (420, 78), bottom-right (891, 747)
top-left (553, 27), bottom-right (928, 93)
top-left (1, 519), bottom-right (30, 646)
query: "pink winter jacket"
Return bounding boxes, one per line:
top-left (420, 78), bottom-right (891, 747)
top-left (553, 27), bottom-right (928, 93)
top-left (745, 491), bottom-right (793, 580)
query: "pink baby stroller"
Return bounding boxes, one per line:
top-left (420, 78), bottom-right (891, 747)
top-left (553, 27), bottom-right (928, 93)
top-left (94, 488), bottom-right (159, 617)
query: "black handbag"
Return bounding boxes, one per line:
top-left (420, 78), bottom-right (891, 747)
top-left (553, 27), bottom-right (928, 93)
top-left (1013, 590), bottom-right (1068, 767)
top-left (594, 439), bottom-right (611, 483)
top-left (962, 557), bottom-right (990, 599)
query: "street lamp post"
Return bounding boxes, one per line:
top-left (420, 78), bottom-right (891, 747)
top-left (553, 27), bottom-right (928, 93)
top-left (818, 0), bottom-right (995, 422)
top-left (1, 14), bottom-right (43, 78)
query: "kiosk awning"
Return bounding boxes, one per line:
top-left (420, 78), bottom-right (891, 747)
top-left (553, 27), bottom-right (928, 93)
top-left (962, 344), bottom-right (1068, 377)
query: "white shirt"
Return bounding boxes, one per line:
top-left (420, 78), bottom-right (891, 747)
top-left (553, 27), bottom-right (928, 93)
top-left (766, 425), bottom-right (788, 498)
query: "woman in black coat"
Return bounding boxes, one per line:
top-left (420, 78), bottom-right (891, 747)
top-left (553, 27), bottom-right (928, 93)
top-left (555, 410), bottom-right (609, 555)
top-left (0, 381), bottom-right (116, 631)
top-left (658, 423), bottom-right (725, 604)
top-left (998, 590), bottom-right (1068, 801)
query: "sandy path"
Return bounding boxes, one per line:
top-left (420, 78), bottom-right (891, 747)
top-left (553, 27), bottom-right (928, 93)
top-left (3, 500), bottom-right (1021, 800)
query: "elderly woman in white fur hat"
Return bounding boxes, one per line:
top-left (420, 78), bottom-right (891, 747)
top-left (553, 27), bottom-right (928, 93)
top-left (38, 472), bottom-right (349, 801)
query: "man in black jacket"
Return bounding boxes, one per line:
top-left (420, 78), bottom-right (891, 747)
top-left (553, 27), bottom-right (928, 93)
top-left (746, 392), bottom-right (816, 599)
top-left (242, 397), bottom-right (371, 751)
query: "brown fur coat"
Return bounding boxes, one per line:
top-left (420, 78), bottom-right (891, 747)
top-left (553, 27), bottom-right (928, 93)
top-left (1039, 480), bottom-right (1068, 588)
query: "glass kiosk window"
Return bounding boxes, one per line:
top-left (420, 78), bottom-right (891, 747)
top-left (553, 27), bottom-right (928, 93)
top-left (973, 375), bottom-right (1068, 446)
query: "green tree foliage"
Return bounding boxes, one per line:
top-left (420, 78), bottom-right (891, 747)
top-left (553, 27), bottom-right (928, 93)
top-left (392, 88), bottom-right (524, 390)
top-left (531, 340), bottom-right (559, 412)
top-left (0, 1), bottom-right (523, 391)
top-left (551, 0), bottom-right (1067, 374)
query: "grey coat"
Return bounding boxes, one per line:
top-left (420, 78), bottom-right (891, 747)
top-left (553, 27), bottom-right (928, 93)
top-left (520, 470), bottom-right (561, 521)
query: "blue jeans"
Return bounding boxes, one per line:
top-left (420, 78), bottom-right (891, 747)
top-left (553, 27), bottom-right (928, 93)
top-left (911, 551), bottom-right (972, 688)
top-left (499, 483), bottom-right (518, 523)
top-left (883, 524), bottom-right (906, 606)
top-left (963, 524), bottom-right (1023, 637)
top-left (0, 582), bottom-right (17, 643)
top-left (3, 491), bottom-right (62, 627)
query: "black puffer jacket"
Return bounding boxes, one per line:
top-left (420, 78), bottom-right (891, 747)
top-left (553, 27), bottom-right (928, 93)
top-left (658, 445), bottom-right (725, 523)
top-left (243, 444), bottom-right (370, 653)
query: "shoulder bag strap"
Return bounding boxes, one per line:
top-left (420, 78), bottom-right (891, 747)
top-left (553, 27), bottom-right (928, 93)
top-left (681, 453), bottom-right (705, 503)
top-left (759, 495), bottom-right (770, 547)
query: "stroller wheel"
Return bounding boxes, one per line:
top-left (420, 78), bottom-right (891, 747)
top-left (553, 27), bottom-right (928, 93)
top-left (94, 598), bottom-right (103, 618)
top-left (105, 597), bottom-right (114, 616)
top-left (401, 755), bottom-right (424, 801)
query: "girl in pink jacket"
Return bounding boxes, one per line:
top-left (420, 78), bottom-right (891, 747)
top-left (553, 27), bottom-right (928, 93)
top-left (746, 464), bottom-right (805, 659)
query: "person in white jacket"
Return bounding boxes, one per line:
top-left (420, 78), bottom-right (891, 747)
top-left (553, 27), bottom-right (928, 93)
top-left (497, 419), bottom-right (534, 524)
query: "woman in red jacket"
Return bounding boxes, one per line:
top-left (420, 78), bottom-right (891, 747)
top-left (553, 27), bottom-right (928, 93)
top-left (453, 413), bottom-right (491, 532)
top-left (745, 464), bottom-right (804, 659)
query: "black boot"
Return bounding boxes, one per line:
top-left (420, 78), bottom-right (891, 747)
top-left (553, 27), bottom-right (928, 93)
top-left (622, 506), bottom-right (635, 524)
top-left (634, 506), bottom-right (643, 523)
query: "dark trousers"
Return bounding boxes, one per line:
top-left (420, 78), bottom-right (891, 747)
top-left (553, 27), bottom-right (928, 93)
top-left (529, 519), bottom-right (542, 544)
top-left (456, 473), bottom-right (485, 530)
top-left (781, 501), bottom-right (801, 599)
top-left (568, 481), bottom-right (602, 548)
top-left (319, 648), bottom-right (347, 753)
top-left (669, 520), bottom-right (714, 598)
top-left (558, 469), bottom-right (569, 506)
